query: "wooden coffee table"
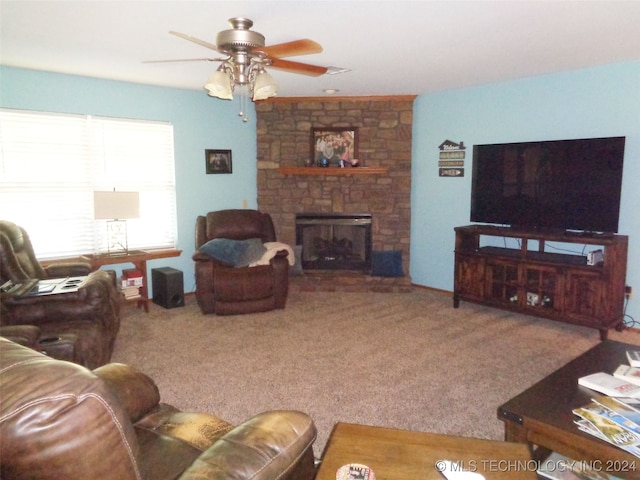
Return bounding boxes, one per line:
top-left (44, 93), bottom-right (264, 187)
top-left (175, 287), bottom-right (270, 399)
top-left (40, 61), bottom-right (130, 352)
top-left (315, 422), bottom-right (537, 479)
top-left (498, 340), bottom-right (640, 479)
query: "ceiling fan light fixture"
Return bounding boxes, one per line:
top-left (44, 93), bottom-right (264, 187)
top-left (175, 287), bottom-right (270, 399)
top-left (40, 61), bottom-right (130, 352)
top-left (252, 67), bottom-right (279, 101)
top-left (204, 64), bottom-right (233, 99)
top-left (166, 17), bottom-right (327, 115)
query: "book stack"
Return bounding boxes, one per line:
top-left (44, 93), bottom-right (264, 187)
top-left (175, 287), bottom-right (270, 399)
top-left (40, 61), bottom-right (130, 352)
top-left (121, 286), bottom-right (141, 300)
top-left (574, 349), bottom-right (640, 459)
top-left (120, 268), bottom-right (143, 300)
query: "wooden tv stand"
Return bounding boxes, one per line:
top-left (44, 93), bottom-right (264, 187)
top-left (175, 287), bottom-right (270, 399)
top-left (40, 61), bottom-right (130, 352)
top-left (453, 225), bottom-right (628, 340)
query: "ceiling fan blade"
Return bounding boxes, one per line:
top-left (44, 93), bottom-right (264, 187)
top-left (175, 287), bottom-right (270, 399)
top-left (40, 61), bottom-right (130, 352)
top-left (143, 58), bottom-right (224, 64)
top-left (169, 31), bottom-right (219, 52)
top-left (259, 39), bottom-right (323, 58)
top-left (268, 58), bottom-right (328, 77)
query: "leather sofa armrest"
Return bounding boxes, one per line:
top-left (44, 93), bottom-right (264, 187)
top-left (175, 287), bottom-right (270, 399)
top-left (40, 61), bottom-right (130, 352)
top-left (0, 325), bottom-right (41, 347)
top-left (178, 410), bottom-right (317, 480)
top-left (192, 251), bottom-right (212, 262)
top-left (93, 363), bottom-right (161, 423)
top-left (44, 262), bottom-right (92, 278)
top-left (1, 270), bottom-right (118, 328)
top-left (192, 251), bottom-right (228, 268)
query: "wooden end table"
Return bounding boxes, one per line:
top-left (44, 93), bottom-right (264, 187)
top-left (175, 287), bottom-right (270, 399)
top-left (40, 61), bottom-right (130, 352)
top-left (79, 249), bottom-right (181, 312)
top-left (498, 340), bottom-right (640, 479)
top-left (315, 422), bottom-right (537, 479)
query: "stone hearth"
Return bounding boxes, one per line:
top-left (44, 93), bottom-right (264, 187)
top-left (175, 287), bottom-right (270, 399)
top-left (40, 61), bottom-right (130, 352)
top-left (256, 96), bottom-right (415, 292)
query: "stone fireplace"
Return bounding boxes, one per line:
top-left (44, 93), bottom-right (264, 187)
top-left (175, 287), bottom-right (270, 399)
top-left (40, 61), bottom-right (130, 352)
top-left (296, 213), bottom-right (372, 271)
top-left (256, 95), bottom-right (415, 292)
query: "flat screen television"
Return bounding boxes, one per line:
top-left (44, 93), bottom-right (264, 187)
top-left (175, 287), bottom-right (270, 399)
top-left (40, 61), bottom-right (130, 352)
top-left (470, 136), bottom-right (626, 234)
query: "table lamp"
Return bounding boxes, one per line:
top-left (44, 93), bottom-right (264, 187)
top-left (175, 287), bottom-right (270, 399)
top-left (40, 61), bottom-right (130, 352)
top-left (93, 191), bottom-right (140, 255)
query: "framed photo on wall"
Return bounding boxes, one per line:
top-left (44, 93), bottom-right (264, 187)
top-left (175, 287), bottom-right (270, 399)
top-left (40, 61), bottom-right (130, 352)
top-left (311, 128), bottom-right (359, 167)
top-left (205, 149), bottom-right (232, 174)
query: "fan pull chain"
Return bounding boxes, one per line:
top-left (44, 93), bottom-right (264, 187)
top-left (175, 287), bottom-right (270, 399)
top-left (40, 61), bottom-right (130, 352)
top-left (237, 86), bottom-right (249, 123)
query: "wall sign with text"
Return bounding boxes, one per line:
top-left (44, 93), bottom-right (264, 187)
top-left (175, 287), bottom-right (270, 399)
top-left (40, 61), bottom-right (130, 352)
top-left (438, 140), bottom-right (465, 177)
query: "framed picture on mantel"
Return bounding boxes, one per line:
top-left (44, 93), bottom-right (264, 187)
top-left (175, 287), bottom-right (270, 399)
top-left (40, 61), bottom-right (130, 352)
top-left (311, 127), bottom-right (359, 167)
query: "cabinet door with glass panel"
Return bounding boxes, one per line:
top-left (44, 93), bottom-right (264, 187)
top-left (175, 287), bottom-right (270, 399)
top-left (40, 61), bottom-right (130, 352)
top-left (523, 265), bottom-right (563, 313)
top-left (485, 259), bottom-right (519, 306)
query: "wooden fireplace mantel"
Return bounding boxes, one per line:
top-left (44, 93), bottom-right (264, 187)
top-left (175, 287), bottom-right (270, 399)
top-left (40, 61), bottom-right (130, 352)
top-left (277, 167), bottom-right (388, 176)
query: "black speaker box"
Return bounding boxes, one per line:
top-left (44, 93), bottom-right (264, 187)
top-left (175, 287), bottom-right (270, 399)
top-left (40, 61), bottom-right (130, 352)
top-left (151, 267), bottom-right (185, 309)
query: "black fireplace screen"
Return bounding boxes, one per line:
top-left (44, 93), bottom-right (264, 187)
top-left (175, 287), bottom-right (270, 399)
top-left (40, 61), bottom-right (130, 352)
top-left (295, 214), bottom-right (372, 271)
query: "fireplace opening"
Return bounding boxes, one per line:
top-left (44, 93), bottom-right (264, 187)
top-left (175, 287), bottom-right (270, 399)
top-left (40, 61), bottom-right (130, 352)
top-left (296, 214), bottom-right (372, 271)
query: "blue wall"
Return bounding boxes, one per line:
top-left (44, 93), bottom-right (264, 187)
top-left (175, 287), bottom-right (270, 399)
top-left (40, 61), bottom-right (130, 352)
top-left (411, 60), bottom-right (640, 325)
top-left (0, 66), bottom-right (257, 293)
top-left (2, 62), bottom-right (638, 326)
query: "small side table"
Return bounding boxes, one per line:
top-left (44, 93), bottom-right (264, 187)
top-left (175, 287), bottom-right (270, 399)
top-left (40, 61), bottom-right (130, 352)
top-left (78, 249), bottom-right (182, 312)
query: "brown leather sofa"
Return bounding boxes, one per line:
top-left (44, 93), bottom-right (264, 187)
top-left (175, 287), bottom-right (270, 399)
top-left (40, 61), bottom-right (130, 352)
top-left (0, 220), bottom-right (120, 369)
top-left (0, 324), bottom-right (42, 347)
top-left (193, 209), bottom-right (290, 315)
top-left (0, 323), bottom-right (84, 364)
top-left (0, 337), bottom-right (318, 480)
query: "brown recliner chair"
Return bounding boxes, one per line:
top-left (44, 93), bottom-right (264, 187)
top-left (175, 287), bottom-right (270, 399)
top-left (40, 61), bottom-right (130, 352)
top-left (0, 220), bottom-right (95, 280)
top-left (193, 209), bottom-right (290, 315)
top-left (0, 337), bottom-right (317, 480)
top-left (0, 220), bottom-right (120, 369)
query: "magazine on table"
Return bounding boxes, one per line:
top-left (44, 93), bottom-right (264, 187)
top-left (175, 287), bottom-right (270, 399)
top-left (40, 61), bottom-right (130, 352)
top-left (614, 365), bottom-right (640, 387)
top-left (627, 350), bottom-right (640, 368)
top-left (573, 401), bottom-right (640, 458)
top-left (593, 395), bottom-right (640, 425)
top-left (616, 396), bottom-right (640, 411)
top-left (576, 400), bottom-right (640, 436)
top-left (578, 372), bottom-right (640, 398)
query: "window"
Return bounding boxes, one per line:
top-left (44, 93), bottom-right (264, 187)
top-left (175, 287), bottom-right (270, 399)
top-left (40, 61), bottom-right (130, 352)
top-left (0, 109), bottom-right (177, 258)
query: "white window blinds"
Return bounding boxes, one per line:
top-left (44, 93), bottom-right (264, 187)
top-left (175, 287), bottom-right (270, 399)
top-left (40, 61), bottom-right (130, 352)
top-left (0, 109), bottom-right (177, 258)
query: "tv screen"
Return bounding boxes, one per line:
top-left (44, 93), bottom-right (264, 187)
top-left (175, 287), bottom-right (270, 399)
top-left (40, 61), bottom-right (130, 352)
top-left (470, 137), bottom-right (625, 233)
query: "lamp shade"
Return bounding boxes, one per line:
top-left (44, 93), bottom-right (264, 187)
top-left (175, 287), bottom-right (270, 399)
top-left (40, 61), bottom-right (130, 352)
top-left (93, 191), bottom-right (140, 220)
top-left (204, 69), bottom-right (233, 100)
top-left (252, 69), bottom-right (279, 101)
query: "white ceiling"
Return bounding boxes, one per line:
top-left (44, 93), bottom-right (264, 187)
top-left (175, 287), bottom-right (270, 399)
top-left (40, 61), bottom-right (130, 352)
top-left (2, 1), bottom-right (640, 98)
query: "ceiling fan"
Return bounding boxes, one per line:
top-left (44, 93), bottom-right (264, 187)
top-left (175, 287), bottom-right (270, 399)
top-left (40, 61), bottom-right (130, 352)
top-left (147, 17), bottom-right (328, 101)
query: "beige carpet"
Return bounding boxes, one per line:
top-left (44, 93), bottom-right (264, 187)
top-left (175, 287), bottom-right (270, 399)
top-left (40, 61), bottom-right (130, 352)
top-left (112, 288), bottom-right (640, 457)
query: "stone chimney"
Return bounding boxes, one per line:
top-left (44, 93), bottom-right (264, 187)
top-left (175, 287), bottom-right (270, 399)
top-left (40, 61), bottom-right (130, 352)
top-left (256, 96), bottom-right (415, 292)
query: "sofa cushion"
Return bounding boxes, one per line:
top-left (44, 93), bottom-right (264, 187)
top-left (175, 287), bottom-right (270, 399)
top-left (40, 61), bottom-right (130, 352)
top-left (199, 238), bottom-right (266, 267)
